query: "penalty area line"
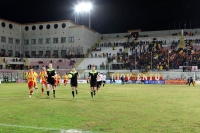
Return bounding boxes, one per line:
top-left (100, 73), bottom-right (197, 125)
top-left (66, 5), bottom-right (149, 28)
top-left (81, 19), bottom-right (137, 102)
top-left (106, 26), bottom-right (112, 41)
top-left (0, 123), bottom-right (88, 133)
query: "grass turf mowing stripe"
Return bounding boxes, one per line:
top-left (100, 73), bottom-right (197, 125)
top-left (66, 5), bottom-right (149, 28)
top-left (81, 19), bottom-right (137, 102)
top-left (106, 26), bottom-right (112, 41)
top-left (0, 123), bottom-right (92, 133)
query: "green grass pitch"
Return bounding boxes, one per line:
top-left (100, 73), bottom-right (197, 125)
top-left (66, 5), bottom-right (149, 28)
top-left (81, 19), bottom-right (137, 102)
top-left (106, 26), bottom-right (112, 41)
top-left (0, 83), bottom-right (200, 133)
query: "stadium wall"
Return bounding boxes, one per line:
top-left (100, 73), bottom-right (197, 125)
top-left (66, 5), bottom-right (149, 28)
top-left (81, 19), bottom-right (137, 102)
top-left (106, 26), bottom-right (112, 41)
top-left (0, 19), bottom-right (101, 57)
top-left (101, 33), bottom-right (128, 38)
top-left (139, 29), bottom-right (200, 36)
top-left (101, 29), bottom-right (200, 38)
top-left (21, 21), bottom-right (101, 57)
top-left (0, 19), bottom-right (22, 57)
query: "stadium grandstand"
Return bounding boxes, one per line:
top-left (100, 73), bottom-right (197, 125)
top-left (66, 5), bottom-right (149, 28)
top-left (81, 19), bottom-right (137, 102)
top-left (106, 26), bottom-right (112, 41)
top-left (1, 18), bottom-right (200, 81)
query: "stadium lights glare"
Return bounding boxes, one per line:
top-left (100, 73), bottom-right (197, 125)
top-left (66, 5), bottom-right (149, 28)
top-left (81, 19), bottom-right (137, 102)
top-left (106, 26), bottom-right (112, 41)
top-left (74, 2), bottom-right (92, 28)
top-left (75, 2), bottom-right (92, 12)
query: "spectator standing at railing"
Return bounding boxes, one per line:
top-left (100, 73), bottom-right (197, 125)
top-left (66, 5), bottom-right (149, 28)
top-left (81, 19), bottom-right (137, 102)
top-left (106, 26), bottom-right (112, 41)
top-left (121, 75), bottom-right (125, 85)
top-left (188, 77), bottom-right (195, 87)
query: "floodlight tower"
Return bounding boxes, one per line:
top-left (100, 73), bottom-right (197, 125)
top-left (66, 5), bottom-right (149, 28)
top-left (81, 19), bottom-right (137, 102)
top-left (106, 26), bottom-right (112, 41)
top-left (75, 2), bottom-right (92, 28)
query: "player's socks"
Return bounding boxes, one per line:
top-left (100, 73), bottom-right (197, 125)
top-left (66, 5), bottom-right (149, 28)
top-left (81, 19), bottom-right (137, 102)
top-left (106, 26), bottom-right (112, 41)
top-left (103, 84), bottom-right (105, 87)
top-left (75, 90), bottom-right (78, 94)
top-left (42, 88), bottom-right (44, 94)
top-left (72, 90), bottom-right (75, 98)
top-left (93, 90), bottom-right (96, 96)
top-left (47, 91), bottom-right (50, 96)
top-left (53, 90), bottom-right (55, 98)
top-left (91, 91), bottom-right (93, 98)
top-left (30, 90), bottom-right (33, 95)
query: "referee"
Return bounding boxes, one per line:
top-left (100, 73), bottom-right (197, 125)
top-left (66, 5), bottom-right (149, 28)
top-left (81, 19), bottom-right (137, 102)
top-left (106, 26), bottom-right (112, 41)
top-left (46, 63), bottom-right (56, 98)
top-left (69, 66), bottom-right (80, 98)
top-left (88, 65), bottom-right (99, 98)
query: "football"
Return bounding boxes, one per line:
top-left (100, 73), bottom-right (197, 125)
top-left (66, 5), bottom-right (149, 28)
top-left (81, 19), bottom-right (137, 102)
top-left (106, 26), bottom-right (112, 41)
top-left (67, 74), bottom-right (72, 79)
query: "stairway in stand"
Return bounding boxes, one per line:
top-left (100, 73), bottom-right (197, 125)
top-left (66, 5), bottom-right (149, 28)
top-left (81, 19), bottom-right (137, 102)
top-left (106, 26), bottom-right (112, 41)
top-left (0, 57), bottom-right (7, 68)
top-left (75, 40), bottom-right (101, 71)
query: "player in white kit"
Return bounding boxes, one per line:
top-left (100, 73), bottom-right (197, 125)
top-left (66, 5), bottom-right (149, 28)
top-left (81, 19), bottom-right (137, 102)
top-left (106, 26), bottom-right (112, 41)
top-left (101, 73), bottom-right (106, 87)
top-left (97, 73), bottom-right (102, 91)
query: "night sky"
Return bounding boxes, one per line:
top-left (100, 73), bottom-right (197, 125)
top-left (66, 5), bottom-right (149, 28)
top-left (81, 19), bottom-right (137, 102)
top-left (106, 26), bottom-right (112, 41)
top-left (0, 0), bottom-right (200, 34)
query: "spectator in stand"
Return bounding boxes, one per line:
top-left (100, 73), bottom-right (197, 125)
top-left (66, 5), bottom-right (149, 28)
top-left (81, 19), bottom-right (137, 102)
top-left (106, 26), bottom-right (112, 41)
top-left (121, 75), bottom-right (125, 85)
top-left (110, 77), bottom-right (113, 83)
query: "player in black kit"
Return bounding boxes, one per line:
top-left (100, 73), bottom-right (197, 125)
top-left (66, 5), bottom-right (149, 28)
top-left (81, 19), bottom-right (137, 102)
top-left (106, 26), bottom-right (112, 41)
top-left (69, 66), bottom-right (80, 98)
top-left (88, 65), bottom-right (99, 98)
top-left (46, 63), bottom-right (56, 98)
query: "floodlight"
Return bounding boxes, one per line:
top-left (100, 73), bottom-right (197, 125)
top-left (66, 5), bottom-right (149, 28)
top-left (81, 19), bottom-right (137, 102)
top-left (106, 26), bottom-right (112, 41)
top-left (84, 2), bottom-right (92, 11)
top-left (75, 2), bottom-right (92, 12)
top-left (74, 2), bottom-right (93, 28)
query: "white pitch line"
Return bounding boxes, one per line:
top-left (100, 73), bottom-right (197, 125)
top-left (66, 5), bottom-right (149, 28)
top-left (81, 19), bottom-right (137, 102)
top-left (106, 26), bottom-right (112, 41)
top-left (0, 123), bottom-right (92, 133)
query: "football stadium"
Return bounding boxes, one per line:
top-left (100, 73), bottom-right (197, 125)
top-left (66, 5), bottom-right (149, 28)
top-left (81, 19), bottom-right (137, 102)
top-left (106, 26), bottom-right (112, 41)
top-left (0, 1), bottom-right (200, 133)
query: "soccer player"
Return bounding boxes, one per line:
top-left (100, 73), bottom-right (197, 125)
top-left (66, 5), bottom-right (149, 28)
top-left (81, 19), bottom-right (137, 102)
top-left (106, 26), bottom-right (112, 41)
top-left (86, 76), bottom-right (89, 84)
top-left (33, 70), bottom-right (38, 91)
top-left (69, 66), bottom-right (80, 98)
top-left (26, 68), bottom-right (35, 97)
top-left (39, 67), bottom-right (47, 96)
top-left (88, 65), bottom-right (99, 98)
top-left (101, 73), bottom-right (106, 87)
top-left (46, 63), bottom-right (56, 98)
top-left (54, 72), bottom-right (58, 88)
top-left (57, 74), bottom-right (61, 86)
top-left (97, 73), bottom-right (102, 91)
top-left (62, 73), bottom-right (68, 86)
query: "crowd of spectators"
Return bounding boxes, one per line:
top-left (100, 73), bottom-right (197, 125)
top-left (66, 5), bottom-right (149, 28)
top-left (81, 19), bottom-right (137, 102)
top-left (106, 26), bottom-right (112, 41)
top-left (65, 54), bottom-right (84, 58)
top-left (87, 64), bottom-right (98, 70)
top-left (89, 38), bottom-right (200, 71)
top-left (0, 51), bottom-right (22, 57)
top-left (70, 59), bottom-right (76, 66)
top-left (11, 58), bottom-right (25, 62)
top-left (25, 53), bottom-right (85, 58)
top-left (97, 42), bottom-right (126, 47)
top-left (3, 58), bottom-right (25, 63)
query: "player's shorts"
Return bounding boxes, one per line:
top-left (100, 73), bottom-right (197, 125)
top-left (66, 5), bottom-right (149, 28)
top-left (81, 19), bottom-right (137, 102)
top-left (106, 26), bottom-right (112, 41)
top-left (47, 79), bottom-right (55, 86)
top-left (97, 81), bottom-right (102, 87)
top-left (57, 80), bottom-right (60, 84)
top-left (70, 82), bottom-right (78, 87)
top-left (41, 81), bottom-right (47, 86)
top-left (28, 81), bottom-right (34, 88)
top-left (102, 81), bottom-right (106, 84)
top-left (64, 80), bottom-right (68, 83)
top-left (90, 82), bottom-right (97, 87)
top-left (33, 82), bottom-right (37, 87)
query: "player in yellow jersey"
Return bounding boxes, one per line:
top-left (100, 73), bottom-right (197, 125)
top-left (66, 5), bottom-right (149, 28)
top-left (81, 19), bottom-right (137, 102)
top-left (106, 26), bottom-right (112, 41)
top-left (39, 67), bottom-right (47, 96)
top-left (54, 72), bottom-right (58, 88)
top-left (62, 73), bottom-right (68, 86)
top-left (26, 68), bottom-right (35, 97)
top-left (33, 71), bottom-right (38, 91)
top-left (57, 74), bottom-right (61, 86)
